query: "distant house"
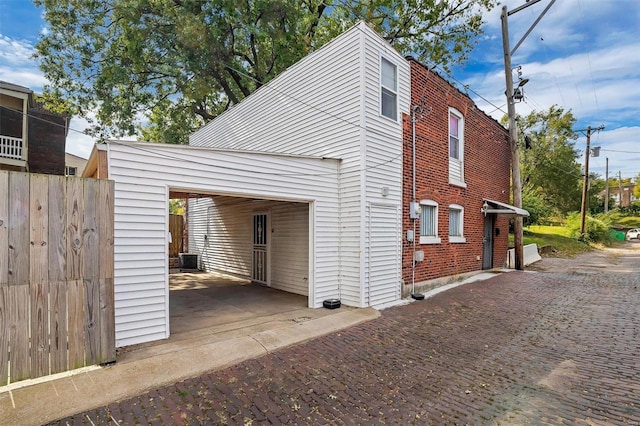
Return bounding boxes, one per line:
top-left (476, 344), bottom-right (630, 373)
top-left (610, 182), bottom-right (636, 207)
top-left (64, 152), bottom-right (88, 176)
top-left (83, 22), bottom-right (525, 348)
top-left (0, 81), bottom-right (68, 174)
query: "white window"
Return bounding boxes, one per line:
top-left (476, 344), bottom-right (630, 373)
top-left (449, 108), bottom-right (466, 187)
top-left (449, 204), bottom-right (466, 243)
top-left (419, 200), bottom-right (441, 244)
top-left (65, 166), bottom-right (77, 176)
top-left (381, 57), bottom-right (397, 120)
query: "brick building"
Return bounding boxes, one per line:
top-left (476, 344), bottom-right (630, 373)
top-left (402, 59), bottom-right (515, 291)
top-left (0, 81), bottom-right (68, 174)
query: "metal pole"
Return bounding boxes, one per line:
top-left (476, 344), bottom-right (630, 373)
top-left (580, 126), bottom-right (592, 235)
top-left (412, 107), bottom-right (417, 294)
top-left (501, 6), bottom-right (524, 270)
top-left (618, 171), bottom-right (623, 206)
top-left (605, 157), bottom-right (609, 213)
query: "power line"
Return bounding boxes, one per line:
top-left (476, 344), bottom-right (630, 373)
top-left (435, 66), bottom-right (508, 116)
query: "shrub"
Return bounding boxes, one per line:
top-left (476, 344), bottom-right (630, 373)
top-left (522, 192), bottom-right (554, 226)
top-left (565, 212), bottom-right (612, 244)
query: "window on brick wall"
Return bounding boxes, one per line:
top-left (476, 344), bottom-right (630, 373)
top-left (449, 108), bottom-right (466, 187)
top-left (65, 166), bottom-right (77, 176)
top-left (420, 200), bottom-right (441, 244)
top-left (449, 204), bottom-right (466, 243)
top-left (381, 57), bottom-right (397, 120)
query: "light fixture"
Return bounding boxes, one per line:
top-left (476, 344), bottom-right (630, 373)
top-left (513, 78), bottom-right (529, 102)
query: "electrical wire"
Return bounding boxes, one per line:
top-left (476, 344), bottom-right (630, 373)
top-left (576, 0), bottom-right (601, 116)
top-left (435, 66), bottom-right (508, 116)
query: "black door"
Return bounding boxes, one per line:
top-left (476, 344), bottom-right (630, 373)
top-left (482, 214), bottom-right (494, 270)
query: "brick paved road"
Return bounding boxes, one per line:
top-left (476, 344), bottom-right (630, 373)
top-left (50, 244), bottom-right (640, 425)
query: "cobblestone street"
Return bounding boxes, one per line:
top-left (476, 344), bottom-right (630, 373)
top-left (50, 243), bottom-right (640, 425)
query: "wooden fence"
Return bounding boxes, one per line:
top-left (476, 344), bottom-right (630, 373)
top-left (169, 214), bottom-right (183, 257)
top-left (0, 171), bottom-right (115, 385)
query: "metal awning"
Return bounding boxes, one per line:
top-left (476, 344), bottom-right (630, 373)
top-left (481, 199), bottom-right (529, 217)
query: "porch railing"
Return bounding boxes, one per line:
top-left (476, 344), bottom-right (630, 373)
top-left (0, 135), bottom-right (24, 160)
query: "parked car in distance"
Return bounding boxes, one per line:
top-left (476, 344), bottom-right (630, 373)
top-left (625, 228), bottom-right (640, 240)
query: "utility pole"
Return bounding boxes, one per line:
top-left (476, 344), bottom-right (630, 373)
top-left (579, 125), bottom-right (605, 235)
top-left (605, 157), bottom-right (609, 213)
top-left (501, 0), bottom-right (555, 270)
top-left (618, 171), bottom-right (623, 207)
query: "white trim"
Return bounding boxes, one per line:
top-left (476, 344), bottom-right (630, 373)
top-left (308, 201), bottom-right (315, 308)
top-left (380, 55), bottom-right (399, 122)
top-left (419, 199), bottom-right (441, 244)
top-left (449, 204), bottom-right (466, 243)
top-left (420, 236), bottom-right (442, 244)
top-left (448, 107), bottom-right (465, 185)
top-left (164, 185), bottom-right (171, 339)
top-left (449, 180), bottom-right (467, 189)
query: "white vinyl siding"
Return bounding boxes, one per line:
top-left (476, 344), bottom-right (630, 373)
top-left (189, 196), bottom-right (252, 278)
top-left (189, 197), bottom-right (309, 296)
top-left (449, 108), bottom-right (466, 187)
top-left (190, 23), bottom-right (408, 308)
top-left (106, 142), bottom-right (339, 347)
top-left (189, 24), bottom-right (363, 306)
top-left (365, 203), bottom-right (401, 306)
top-left (270, 203), bottom-right (309, 295)
top-left (449, 204), bottom-right (466, 243)
top-left (419, 200), bottom-right (441, 244)
top-left (362, 31), bottom-right (409, 307)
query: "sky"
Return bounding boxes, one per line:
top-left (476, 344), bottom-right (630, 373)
top-left (0, 0), bottom-right (638, 181)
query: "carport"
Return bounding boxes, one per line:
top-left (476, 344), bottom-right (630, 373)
top-left (83, 140), bottom-right (341, 348)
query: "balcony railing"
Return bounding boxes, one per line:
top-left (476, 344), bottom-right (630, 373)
top-left (0, 135), bottom-right (24, 160)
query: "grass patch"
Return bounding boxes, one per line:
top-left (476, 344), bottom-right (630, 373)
top-left (614, 216), bottom-right (640, 228)
top-left (510, 225), bottom-right (591, 258)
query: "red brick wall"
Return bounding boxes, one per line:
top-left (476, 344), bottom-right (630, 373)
top-left (27, 110), bottom-right (66, 175)
top-left (402, 59), bottom-right (511, 284)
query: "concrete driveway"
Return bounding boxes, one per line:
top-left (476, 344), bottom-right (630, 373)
top-left (0, 272), bottom-right (379, 425)
top-left (45, 242), bottom-right (640, 425)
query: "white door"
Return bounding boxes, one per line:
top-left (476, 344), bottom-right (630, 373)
top-left (252, 213), bottom-right (269, 284)
top-left (367, 203), bottom-right (401, 306)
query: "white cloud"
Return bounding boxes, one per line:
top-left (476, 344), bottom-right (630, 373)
top-left (0, 34), bottom-right (35, 65)
top-left (457, 0), bottom-right (640, 180)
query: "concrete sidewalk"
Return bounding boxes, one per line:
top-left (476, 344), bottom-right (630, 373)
top-left (0, 307), bottom-right (379, 426)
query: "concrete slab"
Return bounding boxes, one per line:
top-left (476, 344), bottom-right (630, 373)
top-left (0, 272), bottom-right (380, 426)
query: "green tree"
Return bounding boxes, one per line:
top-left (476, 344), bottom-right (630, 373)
top-left (633, 172), bottom-right (640, 199)
top-left (35, 0), bottom-right (496, 144)
top-left (587, 173), bottom-right (606, 214)
top-left (517, 105), bottom-right (582, 219)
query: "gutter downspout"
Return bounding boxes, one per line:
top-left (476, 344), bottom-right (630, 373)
top-left (411, 105), bottom-right (424, 300)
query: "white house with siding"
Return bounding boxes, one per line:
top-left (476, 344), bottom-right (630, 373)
top-left (85, 22), bottom-right (410, 347)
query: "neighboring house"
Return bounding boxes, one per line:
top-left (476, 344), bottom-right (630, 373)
top-left (83, 22), bottom-right (522, 348)
top-left (0, 81), bottom-right (68, 174)
top-left (64, 152), bottom-right (88, 176)
top-left (402, 59), bottom-right (519, 292)
top-left (610, 182), bottom-right (636, 207)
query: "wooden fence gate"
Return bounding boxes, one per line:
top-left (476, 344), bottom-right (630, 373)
top-left (169, 214), bottom-right (183, 257)
top-left (0, 171), bottom-right (115, 385)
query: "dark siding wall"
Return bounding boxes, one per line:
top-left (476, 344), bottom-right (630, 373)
top-left (27, 110), bottom-right (66, 175)
top-left (402, 60), bottom-right (511, 283)
top-left (0, 105), bottom-right (23, 138)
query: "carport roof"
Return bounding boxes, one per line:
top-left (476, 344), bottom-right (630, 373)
top-left (82, 140), bottom-right (342, 179)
